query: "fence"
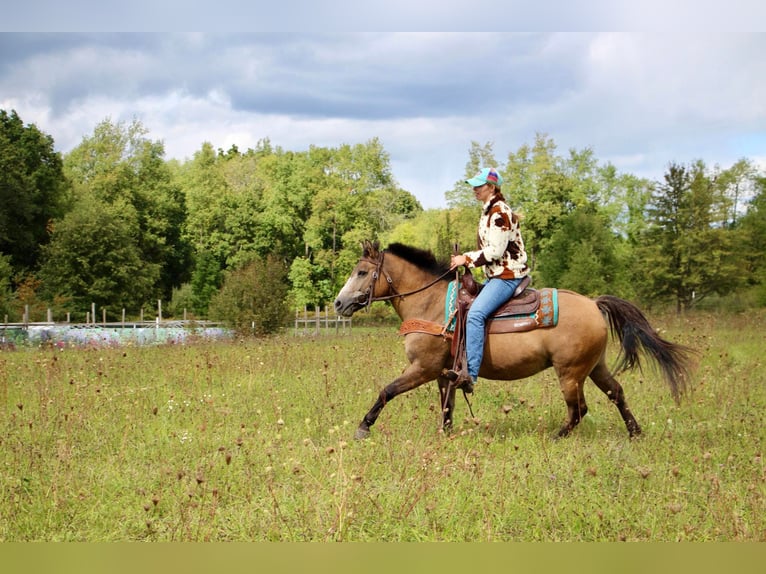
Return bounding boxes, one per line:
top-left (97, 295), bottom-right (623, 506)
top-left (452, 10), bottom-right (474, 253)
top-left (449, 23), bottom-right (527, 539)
top-left (8, 299), bottom-right (186, 327)
top-left (1, 302), bottom-right (352, 345)
top-left (293, 305), bottom-right (352, 336)
top-left (2, 300), bottom-right (230, 348)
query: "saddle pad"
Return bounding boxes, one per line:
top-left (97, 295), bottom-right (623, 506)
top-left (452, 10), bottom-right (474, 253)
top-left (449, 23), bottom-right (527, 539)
top-left (489, 288), bottom-right (558, 334)
top-left (443, 281), bottom-right (558, 335)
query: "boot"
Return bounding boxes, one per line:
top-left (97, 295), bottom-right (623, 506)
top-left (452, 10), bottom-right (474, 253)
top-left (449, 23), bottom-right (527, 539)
top-left (443, 369), bottom-right (475, 394)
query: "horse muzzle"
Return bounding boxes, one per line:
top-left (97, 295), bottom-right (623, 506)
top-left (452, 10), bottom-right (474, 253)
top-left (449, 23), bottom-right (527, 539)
top-left (333, 291), bottom-right (368, 316)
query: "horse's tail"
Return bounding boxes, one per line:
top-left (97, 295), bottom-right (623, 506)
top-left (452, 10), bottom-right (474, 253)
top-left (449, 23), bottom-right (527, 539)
top-left (595, 295), bottom-right (696, 404)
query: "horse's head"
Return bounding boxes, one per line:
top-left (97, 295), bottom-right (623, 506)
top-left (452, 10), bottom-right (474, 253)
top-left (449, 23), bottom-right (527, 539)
top-left (333, 240), bottom-right (385, 317)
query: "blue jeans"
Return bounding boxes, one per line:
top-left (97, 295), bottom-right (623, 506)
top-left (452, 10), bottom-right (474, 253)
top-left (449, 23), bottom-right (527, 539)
top-left (465, 277), bottom-right (523, 381)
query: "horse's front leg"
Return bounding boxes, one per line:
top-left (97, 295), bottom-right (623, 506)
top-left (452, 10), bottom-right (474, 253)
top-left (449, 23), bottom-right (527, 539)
top-left (355, 363), bottom-right (434, 440)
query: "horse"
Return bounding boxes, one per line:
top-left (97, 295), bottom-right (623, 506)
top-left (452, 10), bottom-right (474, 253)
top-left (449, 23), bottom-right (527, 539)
top-left (333, 241), bottom-right (696, 441)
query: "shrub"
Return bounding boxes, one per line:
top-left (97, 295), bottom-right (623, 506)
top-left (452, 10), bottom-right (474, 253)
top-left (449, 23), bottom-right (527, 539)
top-left (208, 255), bottom-right (289, 335)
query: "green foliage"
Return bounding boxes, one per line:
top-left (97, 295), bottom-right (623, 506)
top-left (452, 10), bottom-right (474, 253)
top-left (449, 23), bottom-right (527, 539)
top-left (0, 254), bottom-right (15, 319)
top-left (288, 256), bottom-right (322, 310)
top-left (167, 283), bottom-right (195, 319)
top-left (208, 255), bottom-right (290, 335)
top-left (638, 162), bottom-right (747, 311)
top-left (61, 118), bottom-right (191, 302)
top-left (738, 175), bottom-right (766, 302)
top-left (538, 208), bottom-right (625, 295)
top-left (190, 251), bottom-right (223, 316)
top-left (39, 196), bottom-right (160, 314)
top-left (385, 207), bottom-right (477, 262)
top-left (3, 112), bottom-right (764, 321)
top-left (0, 109), bottom-right (69, 273)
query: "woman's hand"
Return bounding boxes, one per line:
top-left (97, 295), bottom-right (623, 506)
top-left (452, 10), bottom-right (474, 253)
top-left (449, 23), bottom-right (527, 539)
top-left (450, 254), bottom-right (467, 269)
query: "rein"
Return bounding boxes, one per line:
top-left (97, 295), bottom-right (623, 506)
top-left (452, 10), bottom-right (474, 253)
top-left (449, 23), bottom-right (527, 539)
top-left (361, 249), bottom-right (475, 425)
top-left (360, 251), bottom-right (454, 309)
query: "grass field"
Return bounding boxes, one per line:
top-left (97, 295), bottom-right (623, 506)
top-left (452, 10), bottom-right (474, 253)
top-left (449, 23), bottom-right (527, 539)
top-left (1, 311), bottom-right (764, 541)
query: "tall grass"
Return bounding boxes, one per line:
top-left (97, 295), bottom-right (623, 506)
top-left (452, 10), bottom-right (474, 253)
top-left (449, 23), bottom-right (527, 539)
top-left (1, 312), bottom-right (764, 541)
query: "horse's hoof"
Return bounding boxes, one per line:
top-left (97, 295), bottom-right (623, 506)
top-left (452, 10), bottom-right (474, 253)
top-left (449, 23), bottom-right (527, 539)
top-left (354, 426), bottom-right (371, 440)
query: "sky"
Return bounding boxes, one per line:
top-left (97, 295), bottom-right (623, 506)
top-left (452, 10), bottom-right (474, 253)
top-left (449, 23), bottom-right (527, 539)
top-left (2, 27), bottom-right (765, 208)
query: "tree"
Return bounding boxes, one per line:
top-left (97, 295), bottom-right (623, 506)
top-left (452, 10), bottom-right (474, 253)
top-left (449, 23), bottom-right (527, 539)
top-left (63, 118), bottom-right (191, 301)
top-left (39, 196), bottom-right (160, 314)
top-left (181, 142), bottom-right (232, 263)
top-left (385, 207), bottom-right (473, 263)
top-left (0, 254), bottom-right (14, 320)
top-left (208, 255), bottom-right (289, 335)
top-left (638, 161), bottom-right (745, 312)
top-left (504, 134), bottom-right (570, 272)
top-left (538, 208), bottom-right (624, 296)
top-left (738, 175), bottom-right (766, 304)
top-left (716, 158), bottom-right (756, 227)
top-left (300, 140), bottom-right (412, 302)
top-left (0, 109), bottom-right (69, 273)
top-left (189, 250), bottom-right (223, 316)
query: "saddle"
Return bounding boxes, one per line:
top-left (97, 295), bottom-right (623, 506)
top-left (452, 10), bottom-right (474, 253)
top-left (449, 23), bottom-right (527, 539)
top-left (448, 271), bottom-right (558, 372)
top-left (397, 271), bottom-right (558, 384)
top-left (459, 272), bottom-right (536, 316)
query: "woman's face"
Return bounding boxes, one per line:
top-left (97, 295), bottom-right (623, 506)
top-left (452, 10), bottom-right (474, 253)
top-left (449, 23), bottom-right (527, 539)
top-left (473, 183), bottom-right (495, 203)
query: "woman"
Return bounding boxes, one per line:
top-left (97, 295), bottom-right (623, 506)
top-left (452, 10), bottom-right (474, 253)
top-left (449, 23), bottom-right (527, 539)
top-left (448, 167), bottom-right (529, 394)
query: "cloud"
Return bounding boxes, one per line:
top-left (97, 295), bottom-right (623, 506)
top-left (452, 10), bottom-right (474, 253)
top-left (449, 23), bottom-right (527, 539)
top-left (1, 32), bottom-right (765, 208)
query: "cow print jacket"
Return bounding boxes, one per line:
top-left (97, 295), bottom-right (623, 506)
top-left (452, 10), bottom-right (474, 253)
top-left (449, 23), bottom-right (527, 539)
top-left (463, 194), bottom-right (529, 280)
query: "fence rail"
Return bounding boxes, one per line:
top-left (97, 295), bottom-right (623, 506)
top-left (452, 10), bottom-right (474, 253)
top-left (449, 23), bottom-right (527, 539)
top-left (293, 306), bottom-right (352, 336)
top-left (5, 300), bottom-right (197, 328)
top-left (2, 301), bottom-right (351, 341)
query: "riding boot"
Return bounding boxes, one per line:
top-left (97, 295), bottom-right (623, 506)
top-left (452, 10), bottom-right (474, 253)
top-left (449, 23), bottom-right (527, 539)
top-left (443, 369), bottom-right (475, 394)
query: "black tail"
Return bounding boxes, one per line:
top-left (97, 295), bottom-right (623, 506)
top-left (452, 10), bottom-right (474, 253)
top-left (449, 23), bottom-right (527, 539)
top-left (595, 295), bottom-right (696, 404)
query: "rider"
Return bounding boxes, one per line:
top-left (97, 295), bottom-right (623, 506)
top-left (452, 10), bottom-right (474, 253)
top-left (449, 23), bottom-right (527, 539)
top-left (448, 167), bottom-right (529, 394)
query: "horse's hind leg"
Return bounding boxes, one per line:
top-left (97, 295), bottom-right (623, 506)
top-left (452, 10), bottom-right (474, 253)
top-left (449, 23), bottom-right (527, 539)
top-left (589, 361), bottom-right (642, 438)
top-left (556, 370), bottom-right (589, 438)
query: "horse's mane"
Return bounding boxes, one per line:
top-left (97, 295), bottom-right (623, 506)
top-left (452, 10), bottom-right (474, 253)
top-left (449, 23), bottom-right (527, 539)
top-left (385, 243), bottom-right (452, 279)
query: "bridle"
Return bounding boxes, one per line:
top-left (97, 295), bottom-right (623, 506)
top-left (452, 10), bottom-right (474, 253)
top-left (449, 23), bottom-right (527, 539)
top-left (358, 249), bottom-right (454, 310)
top-left (357, 248), bottom-right (475, 418)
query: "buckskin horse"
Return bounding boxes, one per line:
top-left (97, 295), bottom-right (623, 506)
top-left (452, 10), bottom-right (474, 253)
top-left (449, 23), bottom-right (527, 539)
top-left (333, 241), bottom-right (695, 440)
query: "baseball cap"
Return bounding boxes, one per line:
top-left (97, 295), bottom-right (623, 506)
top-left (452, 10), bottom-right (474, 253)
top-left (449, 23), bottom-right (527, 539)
top-left (466, 167), bottom-right (503, 188)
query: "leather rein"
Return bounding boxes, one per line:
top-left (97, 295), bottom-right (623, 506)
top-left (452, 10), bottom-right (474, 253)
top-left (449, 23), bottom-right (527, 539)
top-left (360, 249), bottom-right (475, 419)
top-left (359, 250), bottom-right (454, 310)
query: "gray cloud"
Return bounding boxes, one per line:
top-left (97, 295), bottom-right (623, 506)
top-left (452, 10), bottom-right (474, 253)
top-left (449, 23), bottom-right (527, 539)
top-left (1, 32), bottom-right (764, 208)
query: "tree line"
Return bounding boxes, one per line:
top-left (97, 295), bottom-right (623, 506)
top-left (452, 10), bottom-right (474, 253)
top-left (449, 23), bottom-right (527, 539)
top-left (1, 109), bottom-right (764, 333)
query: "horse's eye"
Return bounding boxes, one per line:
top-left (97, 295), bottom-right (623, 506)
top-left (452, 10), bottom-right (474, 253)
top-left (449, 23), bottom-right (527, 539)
top-left (358, 270), bottom-right (368, 277)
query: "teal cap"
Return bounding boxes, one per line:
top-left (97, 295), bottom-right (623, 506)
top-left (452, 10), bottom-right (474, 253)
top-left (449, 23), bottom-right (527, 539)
top-left (466, 167), bottom-right (502, 188)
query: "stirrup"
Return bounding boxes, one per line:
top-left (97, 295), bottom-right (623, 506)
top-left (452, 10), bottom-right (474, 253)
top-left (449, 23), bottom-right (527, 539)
top-left (443, 369), bottom-right (475, 395)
